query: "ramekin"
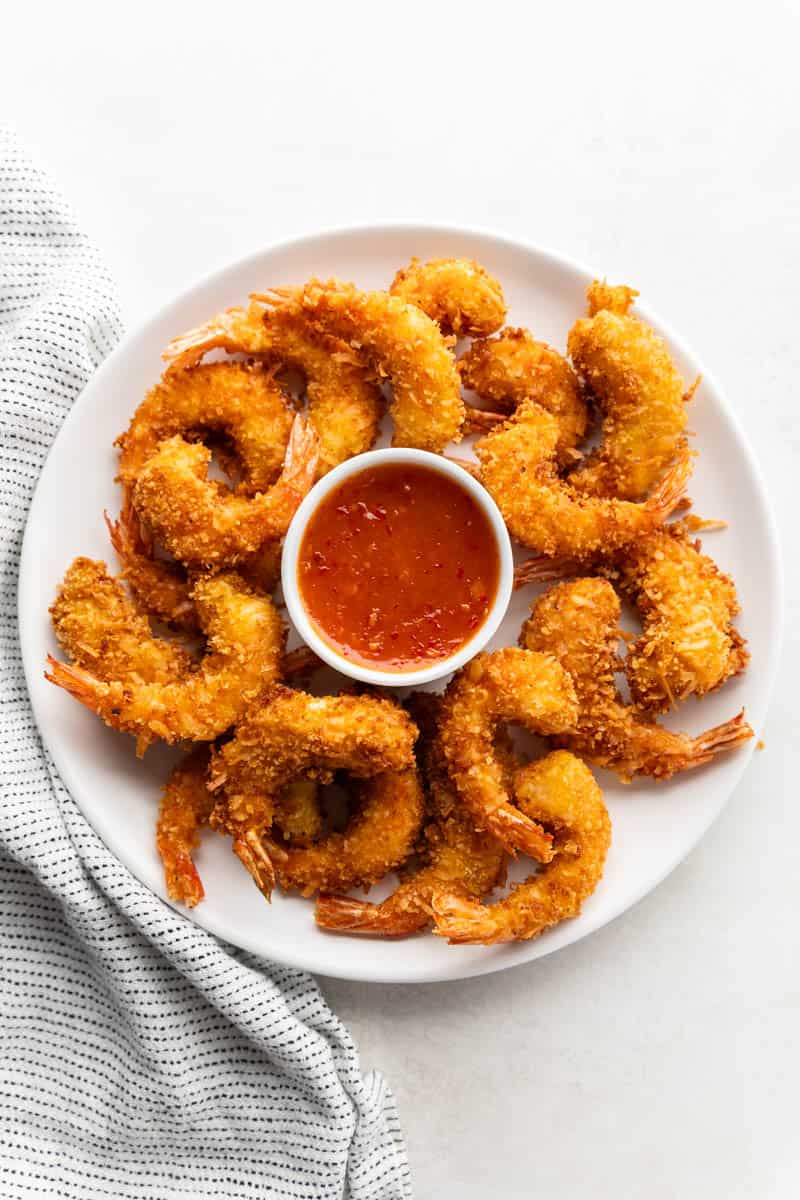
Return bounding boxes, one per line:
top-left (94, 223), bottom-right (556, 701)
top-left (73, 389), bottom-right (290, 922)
top-left (281, 447), bottom-right (513, 687)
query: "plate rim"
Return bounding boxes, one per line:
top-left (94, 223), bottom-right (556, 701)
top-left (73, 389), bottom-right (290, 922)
top-left (18, 221), bottom-right (785, 983)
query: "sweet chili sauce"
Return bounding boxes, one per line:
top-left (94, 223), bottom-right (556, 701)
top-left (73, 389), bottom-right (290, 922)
top-left (297, 462), bottom-right (500, 672)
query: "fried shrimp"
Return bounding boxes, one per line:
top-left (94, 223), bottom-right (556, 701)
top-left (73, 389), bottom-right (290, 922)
top-left (475, 401), bottom-right (691, 558)
top-left (46, 571), bottom-right (286, 754)
top-left (258, 278), bottom-right (465, 451)
top-left (316, 694), bottom-right (507, 938)
top-left (520, 578), bottom-right (753, 781)
top-left (156, 746), bottom-right (216, 908)
top-left (50, 556), bottom-right (195, 683)
top-left (163, 303), bottom-right (383, 476)
top-left (458, 328), bottom-right (590, 464)
top-left (115, 361), bottom-right (294, 503)
top-left (389, 256), bottom-right (507, 337)
top-left (567, 280), bottom-right (691, 501)
top-left (106, 507), bottom-right (283, 634)
top-left (431, 751), bottom-right (611, 944)
top-left (438, 647), bottom-right (579, 859)
top-left (131, 415), bottom-right (318, 567)
top-left (208, 688), bottom-right (417, 898)
top-left (515, 523), bottom-right (749, 712)
top-left (261, 768), bottom-right (424, 897)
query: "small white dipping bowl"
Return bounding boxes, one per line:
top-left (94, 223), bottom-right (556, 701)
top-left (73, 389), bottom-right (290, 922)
top-left (281, 448), bottom-right (513, 687)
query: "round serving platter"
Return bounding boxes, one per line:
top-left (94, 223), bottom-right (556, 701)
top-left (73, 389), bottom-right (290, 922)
top-left (19, 224), bottom-right (782, 983)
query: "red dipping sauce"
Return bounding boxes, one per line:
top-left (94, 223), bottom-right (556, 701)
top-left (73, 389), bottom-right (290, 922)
top-left (297, 462), bottom-right (500, 672)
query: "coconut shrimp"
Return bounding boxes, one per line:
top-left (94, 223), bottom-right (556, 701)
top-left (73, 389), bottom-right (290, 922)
top-left (431, 751), bottom-right (611, 944)
top-left (459, 328), bottom-right (590, 465)
top-left (156, 746), bottom-right (216, 908)
top-left (567, 281), bottom-right (692, 501)
top-left (115, 361), bottom-right (293, 504)
top-left (163, 302), bottom-right (383, 476)
top-left (389, 256), bottom-right (507, 338)
top-left (438, 647), bottom-right (579, 859)
top-left (515, 523), bottom-right (749, 713)
top-left (208, 688), bottom-right (417, 898)
top-left (46, 571), bottom-right (286, 755)
top-left (257, 278), bottom-right (465, 451)
top-left (261, 768), bottom-right (424, 897)
top-left (132, 415), bottom-right (318, 567)
top-left (105, 507), bottom-right (283, 634)
top-left (475, 401), bottom-right (691, 559)
top-left (520, 578), bottom-right (753, 781)
top-left (316, 694), bottom-right (507, 938)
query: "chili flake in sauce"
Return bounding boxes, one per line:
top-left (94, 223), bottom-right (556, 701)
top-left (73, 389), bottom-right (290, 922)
top-left (297, 462), bottom-right (500, 672)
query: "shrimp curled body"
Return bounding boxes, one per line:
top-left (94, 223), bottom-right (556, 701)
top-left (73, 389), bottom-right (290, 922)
top-left (208, 689), bottom-right (418, 898)
top-left (476, 402), bottom-right (691, 559)
top-left (432, 751), bottom-right (611, 945)
top-left (567, 281), bottom-right (690, 501)
top-left (389, 256), bottom-right (507, 338)
top-left (520, 578), bottom-right (753, 781)
top-left (132, 415), bottom-right (318, 567)
top-left (258, 279), bottom-right (465, 452)
top-left (46, 570), bottom-right (286, 753)
top-left (438, 647), bottom-right (579, 859)
top-left (316, 694), bottom-right (507, 937)
top-left (459, 329), bottom-right (590, 465)
top-left (163, 303), bottom-right (383, 477)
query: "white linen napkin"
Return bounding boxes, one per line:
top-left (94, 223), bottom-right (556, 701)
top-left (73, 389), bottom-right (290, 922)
top-left (0, 127), bottom-right (411, 1200)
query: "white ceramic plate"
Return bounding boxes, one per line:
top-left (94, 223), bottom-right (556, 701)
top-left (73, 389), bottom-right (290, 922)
top-left (19, 224), bottom-right (782, 984)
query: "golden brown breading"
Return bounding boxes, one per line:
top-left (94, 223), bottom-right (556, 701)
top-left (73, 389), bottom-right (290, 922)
top-left (389, 256), bottom-right (507, 337)
top-left (132, 416), bottom-right (318, 567)
top-left (431, 751), bottom-right (611, 944)
top-left (475, 401), bottom-right (691, 558)
top-left (315, 694), bottom-right (508, 937)
top-left (438, 648), bottom-right (579, 859)
top-left (46, 571), bottom-right (286, 754)
top-left (568, 280), bottom-right (690, 500)
top-left (520, 578), bottom-right (753, 781)
top-left (257, 278), bottom-right (465, 451)
top-left (163, 302), bottom-right (384, 477)
top-left (459, 328), bottom-right (590, 465)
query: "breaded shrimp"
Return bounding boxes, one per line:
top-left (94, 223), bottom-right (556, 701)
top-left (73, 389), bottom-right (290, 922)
top-left (208, 688), bottom-right (417, 898)
top-left (272, 779), bottom-right (324, 845)
top-left (132, 415), bottom-right (318, 567)
top-left (458, 328), bottom-right (590, 465)
top-left (475, 401), bottom-right (691, 558)
top-left (115, 361), bottom-right (293, 502)
top-left (438, 647), bottom-right (579, 858)
top-left (50, 556), bottom-right (195, 683)
top-left (163, 302), bottom-right (383, 476)
top-left (316, 694), bottom-right (507, 938)
top-left (389, 256), bottom-right (507, 337)
top-left (515, 523), bottom-right (749, 712)
top-left (261, 768), bottom-right (424, 897)
top-left (46, 571), bottom-right (286, 755)
top-left (520, 578), bottom-right (753, 781)
top-left (106, 507), bottom-right (283, 634)
top-left (431, 751), bottom-right (611, 944)
top-left (567, 280), bottom-right (691, 500)
top-left (258, 278), bottom-right (465, 451)
top-left (156, 745), bottom-right (216, 908)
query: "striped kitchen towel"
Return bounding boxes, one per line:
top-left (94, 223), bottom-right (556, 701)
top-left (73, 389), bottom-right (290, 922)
top-left (0, 127), bottom-right (411, 1200)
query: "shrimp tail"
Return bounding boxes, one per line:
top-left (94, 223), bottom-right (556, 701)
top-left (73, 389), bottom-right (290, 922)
top-left (463, 408), bottom-right (505, 432)
top-left (162, 317), bottom-right (227, 372)
top-left (514, 555), bottom-right (580, 589)
top-left (162, 851), bottom-right (205, 908)
top-left (278, 414), bottom-right (319, 505)
top-left (443, 455), bottom-right (482, 479)
top-left (315, 893), bottom-right (428, 937)
top-left (45, 654), bottom-right (113, 711)
top-left (233, 829), bottom-right (277, 901)
top-left (429, 890), bottom-right (507, 945)
top-left (646, 447), bottom-right (694, 521)
top-left (484, 805), bottom-right (555, 863)
top-left (690, 710), bottom-right (753, 760)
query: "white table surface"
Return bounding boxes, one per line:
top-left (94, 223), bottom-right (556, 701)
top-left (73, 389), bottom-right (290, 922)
top-left (4, 3), bottom-right (798, 1196)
